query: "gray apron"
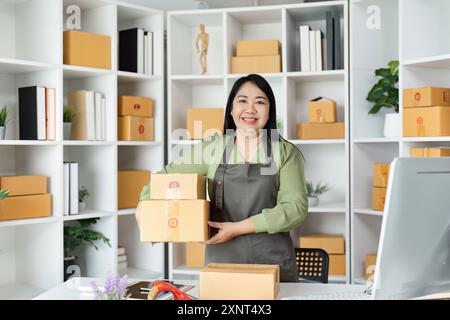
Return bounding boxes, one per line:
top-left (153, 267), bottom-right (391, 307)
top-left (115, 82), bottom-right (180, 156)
top-left (205, 133), bottom-right (298, 282)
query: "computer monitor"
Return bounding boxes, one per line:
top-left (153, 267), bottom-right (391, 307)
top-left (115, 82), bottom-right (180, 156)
top-left (373, 157), bottom-right (450, 300)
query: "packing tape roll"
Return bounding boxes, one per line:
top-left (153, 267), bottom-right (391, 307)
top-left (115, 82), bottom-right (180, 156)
top-left (165, 201), bottom-right (180, 242)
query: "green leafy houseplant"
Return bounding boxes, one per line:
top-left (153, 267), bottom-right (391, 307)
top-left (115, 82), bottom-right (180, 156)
top-left (366, 60), bottom-right (399, 114)
top-left (79, 186), bottom-right (90, 203)
top-left (0, 189), bottom-right (9, 201)
top-left (63, 106), bottom-right (76, 123)
top-left (306, 181), bottom-right (331, 207)
top-left (0, 105), bottom-right (8, 127)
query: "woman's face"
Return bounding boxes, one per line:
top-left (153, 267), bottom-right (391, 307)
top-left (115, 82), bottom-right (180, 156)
top-left (230, 81), bottom-right (270, 133)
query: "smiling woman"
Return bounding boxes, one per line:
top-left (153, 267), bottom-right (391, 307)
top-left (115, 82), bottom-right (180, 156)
top-left (137, 74), bottom-right (308, 282)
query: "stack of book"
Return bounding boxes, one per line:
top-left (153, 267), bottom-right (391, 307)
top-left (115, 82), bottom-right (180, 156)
top-left (63, 162), bottom-right (79, 216)
top-left (18, 86), bottom-right (57, 140)
top-left (119, 28), bottom-right (153, 75)
top-left (68, 90), bottom-right (106, 141)
top-left (118, 246), bottom-right (128, 274)
top-left (299, 9), bottom-right (342, 72)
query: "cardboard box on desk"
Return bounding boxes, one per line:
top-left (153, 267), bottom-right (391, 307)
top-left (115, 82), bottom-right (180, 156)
top-left (186, 108), bottom-right (224, 140)
top-left (186, 242), bottom-right (206, 268)
top-left (308, 97), bottom-right (337, 123)
top-left (299, 234), bottom-right (345, 255)
top-left (231, 55), bottom-right (281, 74)
top-left (118, 96), bottom-right (153, 118)
top-left (118, 170), bottom-right (150, 209)
top-left (139, 200), bottom-right (210, 242)
top-left (150, 173), bottom-right (206, 200)
top-left (118, 116), bottom-right (154, 141)
top-left (373, 163), bottom-right (390, 188)
top-left (0, 175), bottom-right (47, 196)
top-left (199, 263), bottom-right (280, 300)
top-left (372, 187), bottom-right (387, 211)
top-left (329, 254), bottom-right (346, 276)
top-left (0, 194), bottom-right (51, 221)
top-left (411, 147), bottom-right (450, 157)
top-left (236, 40), bottom-right (280, 57)
top-left (296, 122), bottom-right (345, 140)
top-left (63, 30), bottom-right (111, 69)
top-left (403, 106), bottom-right (450, 137)
top-left (403, 87), bottom-right (450, 107)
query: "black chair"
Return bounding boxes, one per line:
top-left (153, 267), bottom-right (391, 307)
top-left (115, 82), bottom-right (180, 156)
top-left (295, 248), bottom-right (329, 284)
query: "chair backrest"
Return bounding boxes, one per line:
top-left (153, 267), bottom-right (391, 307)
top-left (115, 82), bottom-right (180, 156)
top-left (295, 248), bottom-right (329, 284)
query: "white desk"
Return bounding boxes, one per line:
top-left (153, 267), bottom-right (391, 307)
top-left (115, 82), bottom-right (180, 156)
top-left (35, 277), bottom-right (367, 300)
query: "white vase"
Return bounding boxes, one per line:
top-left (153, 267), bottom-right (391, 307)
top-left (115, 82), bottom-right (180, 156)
top-left (383, 113), bottom-right (401, 138)
top-left (308, 196), bottom-right (319, 207)
top-left (63, 122), bottom-right (71, 140)
top-left (0, 126), bottom-right (5, 140)
top-left (79, 201), bottom-right (86, 211)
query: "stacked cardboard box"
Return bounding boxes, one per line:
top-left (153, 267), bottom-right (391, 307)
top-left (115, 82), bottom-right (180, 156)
top-left (118, 96), bottom-right (154, 141)
top-left (231, 40), bottom-right (281, 74)
top-left (139, 173), bottom-right (209, 242)
top-left (118, 170), bottom-right (150, 209)
top-left (0, 175), bottom-right (51, 221)
top-left (365, 253), bottom-right (377, 281)
top-left (372, 163), bottom-right (390, 211)
top-left (64, 30), bottom-right (111, 69)
top-left (403, 87), bottom-right (450, 137)
top-left (296, 97), bottom-right (345, 140)
top-left (186, 108), bottom-right (224, 140)
top-left (411, 147), bottom-right (450, 157)
top-left (299, 234), bottom-right (346, 276)
top-left (186, 242), bottom-right (206, 268)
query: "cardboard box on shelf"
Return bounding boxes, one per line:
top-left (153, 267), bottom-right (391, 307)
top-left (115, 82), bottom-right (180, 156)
top-left (411, 147), bottom-right (450, 157)
top-left (0, 194), bottom-right (51, 221)
top-left (118, 170), bottom-right (150, 209)
top-left (372, 187), bottom-right (387, 211)
top-left (296, 122), bottom-right (345, 140)
top-left (403, 87), bottom-right (450, 108)
top-left (373, 163), bottom-right (390, 188)
top-left (307, 97), bottom-right (337, 123)
top-left (231, 55), bottom-right (281, 74)
top-left (150, 173), bottom-right (206, 200)
top-left (139, 200), bottom-right (209, 242)
top-left (199, 263), bottom-right (280, 300)
top-left (0, 175), bottom-right (47, 196)
top-left (63, 30), bottom-right (111, 69)
top-left (186, 242), bottom-right (206, 268)
top-left (299, 234), bottom-right (345, 255)
top-left (403, 106), bottom-right (450, 137)
top-left (365, 253), bottom-right (377, 280)
top-left (236, 40), bottom-right (280, 57)
top-left (329, 254), bottom-right (346, 276)
top-left (118, 96), bottom-right (153, 118)
top-left (186, 108), bottom-right (224, 140)
top-left (118, 116), bottom-right (154, 141)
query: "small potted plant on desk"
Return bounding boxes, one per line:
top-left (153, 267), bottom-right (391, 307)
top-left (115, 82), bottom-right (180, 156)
top-left (0, 189), bottom-right (9, 201)
top-left (63, 106), bottom-right (76, 140)
top-left (64, 218), bottom-right (111, 282)
top-left (78, 186), bottom-right (90, 211)
top-left (306, 181), bottom-right (331, 207)
top-left (0, 105), bottom-right (9, 140)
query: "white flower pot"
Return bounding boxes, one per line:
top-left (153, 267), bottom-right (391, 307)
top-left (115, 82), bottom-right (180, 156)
top-left (383, 113), bottom-right (401, 138)
top-left (79, 201), bottom-right (86, 211)
top-left (63, 122), bottom-right (72, 140)
top-left (308, 196), bottom-right (319, 207)
top-left (0, 126), bottom-right (5, 140)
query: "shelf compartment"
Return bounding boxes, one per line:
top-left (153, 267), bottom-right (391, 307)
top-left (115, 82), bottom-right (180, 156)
top-left (353, 208), bottom-right (383, 217)
top-left (0, 58), bottom-right (59, 75)
top-left (63, 210), bottom-right (116, 221)
top-left (353, 138), bottom-right (400, 144)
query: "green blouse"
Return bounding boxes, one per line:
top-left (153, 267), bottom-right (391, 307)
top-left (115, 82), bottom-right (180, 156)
top-left (139, 134), bottom-right (308, 234)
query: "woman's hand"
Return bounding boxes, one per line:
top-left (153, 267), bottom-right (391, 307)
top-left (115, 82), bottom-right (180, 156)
top-left (206, 218), bottom-right (256, 245)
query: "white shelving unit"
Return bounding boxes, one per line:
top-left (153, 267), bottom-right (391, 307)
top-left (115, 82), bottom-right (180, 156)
top-left (0, 0), bottom-right (164, 299)
top-left (167, 1), bottom-right (350, 282)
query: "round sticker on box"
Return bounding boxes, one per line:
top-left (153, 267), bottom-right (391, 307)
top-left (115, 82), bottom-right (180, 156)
top-left (166, 181), bottom-right (181, 199)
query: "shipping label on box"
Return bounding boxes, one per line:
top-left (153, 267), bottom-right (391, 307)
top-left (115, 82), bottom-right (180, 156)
top-left (236, 40), bottom-right (280, 57)
top-left (411, 147), bottom-right (450, 157)
top-left (63, 30), bottom-right (111, 69)
top-left (186, 108), bottom-right (224, 140)
top-left (373, 163), bottom-right (390, 188)
top-left (403, 106), bottom-right (450, 137)
top-left (186, 242), bottom-right (206, 268)
top-left (0, 194), bottom-right (51, 221)
top-left (118, 96), bottom-right (153, 118)
top-left (118, 170), bottom-right (150, 209)
top-left (0, 175), bottom-right (47, 196)
top-left (150, 173), bottom-right (206, 200)
top-left (307, 97), bottom-right (337, 123)
top-left (296, 122), bottom-right (345, 140)
top-left (329, 254), bottom-right (346, 276)
top-left (118, 116), bottom-right (154, 141)
top-left (403, 87), bottom-right (450, 108)
top-left (299, 234), bottom-right (345, 254)
top-left (231, 55), bottom-right (281, 74)
top-left (200, 263), bottom-right (280, 300)
top-left (139, 200), bottom-right (210, 242)
top-left (372, 187), bottom-right (387, 211)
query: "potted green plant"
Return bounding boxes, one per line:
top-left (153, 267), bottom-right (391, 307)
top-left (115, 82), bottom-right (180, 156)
top-left (78, 186), bottom-right (90, 211)
top-left (64, 218), bottom-right (111, 282)
top-left (0, 105), bottom-right (9, 140)
top-left (63, 106), bottom-right (76, 140)
top-left (306, 181), bottom-right (331, 207)
top-left (366, 60), bottom-right (400, 138)
top-left (0, 189), bottom-right (9, 201)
